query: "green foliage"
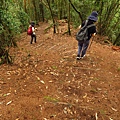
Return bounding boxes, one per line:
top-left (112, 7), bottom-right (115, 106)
top-left (0, 1), bottom-right (29, 41)
top-left (17, 9), bottom-right (30, 31)
top-left (70, 0), bottom-right (97, 26)
top-left (44, 96), bottom-right (59, 102)
top-left (0, 1), bottom-right (30, 64)
top-left (1, 4), bottom-right (21, 35)
top-left (95, 0), bottom-right (120, 45)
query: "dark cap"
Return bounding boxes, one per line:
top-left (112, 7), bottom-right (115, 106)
top-left (88, 11), bottom-right (98, 22)
top-left (30, 21), bottom-right (35, 26)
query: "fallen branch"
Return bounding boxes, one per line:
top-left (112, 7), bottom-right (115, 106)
top-left (50, 101), bottom-right (94, 110)
top-left (74, 66), bottom-right (100, 71)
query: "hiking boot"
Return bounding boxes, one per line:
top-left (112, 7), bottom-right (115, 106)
top-left (76, 55), bottom-right (81, 60)
top-left (81, 55), bottom-right (85, 59)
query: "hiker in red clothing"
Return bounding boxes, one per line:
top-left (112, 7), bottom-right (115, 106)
top-left (28, 21), bottom-right (37, 44)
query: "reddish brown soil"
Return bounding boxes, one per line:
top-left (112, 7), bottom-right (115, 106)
top-left (0, 22), bottom-right (120, 120)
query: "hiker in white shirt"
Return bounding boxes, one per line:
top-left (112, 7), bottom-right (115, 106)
top-left (30, 21), bottom-right (37, 44)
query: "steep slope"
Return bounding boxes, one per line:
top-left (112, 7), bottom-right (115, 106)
top-left (0, 22), bottom-right (120, 120)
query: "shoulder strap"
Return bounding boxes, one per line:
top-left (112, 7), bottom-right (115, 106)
top-left (87, 24), bottom-right (95, 28)
top-left (82, 20), bottom-right (88, 28)
top-left (80, 20), bottom-right (88, 30)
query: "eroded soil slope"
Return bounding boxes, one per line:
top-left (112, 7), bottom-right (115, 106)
top-left (0, 22), bottom-right (120, 120)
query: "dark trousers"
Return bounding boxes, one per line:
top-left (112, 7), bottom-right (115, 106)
top-left (30, 34), bottom-right (36, 44)
top-left (77, 40), bottom-right (90, 57)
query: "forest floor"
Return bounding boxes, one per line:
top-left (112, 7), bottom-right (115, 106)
top-left (0, 21), bottom-right (120, 120)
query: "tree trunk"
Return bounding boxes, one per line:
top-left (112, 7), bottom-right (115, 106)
top-left (57, 0), bottom-right (63, 19)
top-left (68, 0), bottom-right (83, 22)
top-left (113, 33), bottom-right (120, 45)
top-left (39, 2), bottom-right (44, 22)
top-left (46, 0), bottom-right (56, 33)
top-left (23, 0), bottom-right (27, 13)
top-left (32, 0), bottom-right (39, 22)
top-left (67, 1), bottom-right (71, 35)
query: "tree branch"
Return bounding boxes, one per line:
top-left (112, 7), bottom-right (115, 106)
top-left (68, 0), bottom-right (83, 22)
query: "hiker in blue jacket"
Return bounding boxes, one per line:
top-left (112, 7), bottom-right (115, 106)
top-left (77, 11), bottom-right (98, 60)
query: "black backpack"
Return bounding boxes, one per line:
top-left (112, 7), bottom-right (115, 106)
top-left (76, 20), bottom-right (94, 42)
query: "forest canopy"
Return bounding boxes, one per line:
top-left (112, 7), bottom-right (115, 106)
top-left (0, 0), bottom-right (120, 64)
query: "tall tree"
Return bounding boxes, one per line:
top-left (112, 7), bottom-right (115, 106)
top-left (40, 0), bottom-right (45, 22)
top-left (46, 0), bottom-right (56, 33)
top-left (23, 0), bottom-right (27, 13)
top-left (67, 0), bottom-right (71, 35)
top-left (68, 0), bottom-right (83, 22)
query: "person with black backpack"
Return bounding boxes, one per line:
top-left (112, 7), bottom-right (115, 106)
top-left (76, 11), bottom-right (98, 60)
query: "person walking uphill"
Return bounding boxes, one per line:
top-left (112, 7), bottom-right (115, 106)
top-left (76, 11), bottom-right (98, 60)
top-left (27, 21), bottom-right (37, 44)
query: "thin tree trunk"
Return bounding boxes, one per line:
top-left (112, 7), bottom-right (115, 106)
top-left (57, 0), bottom-right (63, 19)
top-left (68, 0), bottom-right (83, 22)
top-left (68, 1), bottom-right (71, 35)
top-left (98, 1), bottom-right (104, 35)
top-left (23, 0), bottom-right (27, 13)
top-left (46, 0), bottom-right (56, 33)
top-left (39, 3), bottom-right (44, 22)
top-left (113, 33), bottom-right (120, 45)
top-left (32, 0), bottom-right (38, 22)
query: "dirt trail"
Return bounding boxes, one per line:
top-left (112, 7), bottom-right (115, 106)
top-left (0, 22), bottom-right (120, 120)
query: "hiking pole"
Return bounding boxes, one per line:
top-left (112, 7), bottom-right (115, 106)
top-left (88, 34), bottom-right (96, 51)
